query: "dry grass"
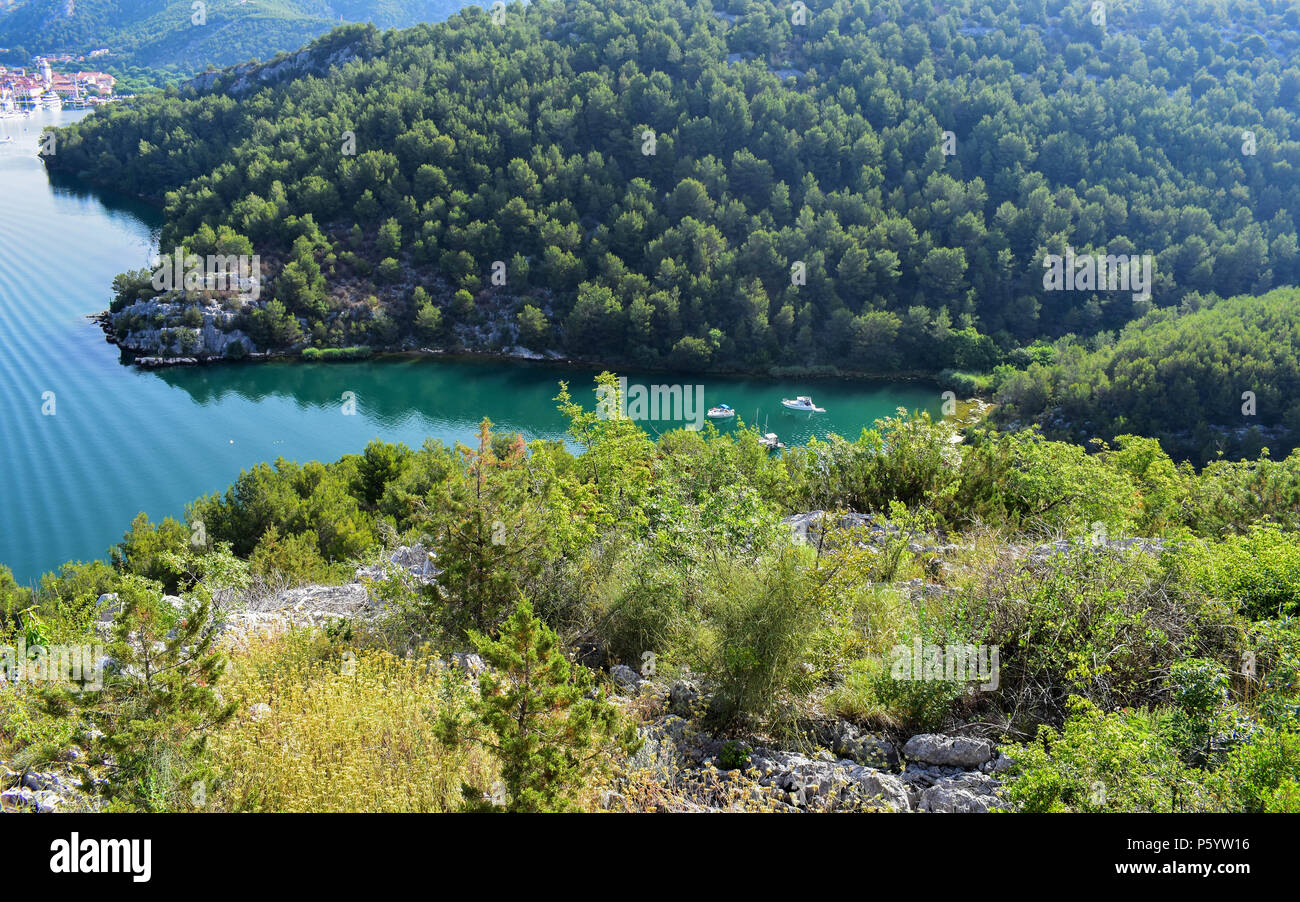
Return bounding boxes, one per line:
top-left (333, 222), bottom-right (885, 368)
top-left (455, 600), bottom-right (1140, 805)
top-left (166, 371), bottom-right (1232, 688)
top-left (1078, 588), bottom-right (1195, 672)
top-left (208, 632), bottom-right (497, 812)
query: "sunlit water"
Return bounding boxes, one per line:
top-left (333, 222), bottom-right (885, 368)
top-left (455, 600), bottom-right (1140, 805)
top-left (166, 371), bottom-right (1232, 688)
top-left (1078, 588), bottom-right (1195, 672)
top-left (0, 110), bottom-right (940, 583)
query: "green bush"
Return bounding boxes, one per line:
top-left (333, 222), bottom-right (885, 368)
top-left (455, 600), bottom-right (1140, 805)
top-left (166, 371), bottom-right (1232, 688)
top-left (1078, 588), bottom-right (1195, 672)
top-left (1006, 697), bottom-right (1214, 813)
top-left (301, 345), bottom-right (372, 361)
top-left (1181, 526), bottom-right (1300, 619)
top-left (40, 577), bottom-right (235, 812)
top-left (704, 549), bottom-right (819, 728)
top-left (719, 740), bottom-right (751, 771)
top-left (1216, 727), bottom-right (1300, 812)
top-left (829, 655), bottom-right (966, 732)
top-left (438, 599), bottom-right (639, 812)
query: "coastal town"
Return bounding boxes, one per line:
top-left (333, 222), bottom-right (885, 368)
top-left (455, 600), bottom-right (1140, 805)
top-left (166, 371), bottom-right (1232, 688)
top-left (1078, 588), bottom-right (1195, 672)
top-left (0, 55), bottom-right (114, 116)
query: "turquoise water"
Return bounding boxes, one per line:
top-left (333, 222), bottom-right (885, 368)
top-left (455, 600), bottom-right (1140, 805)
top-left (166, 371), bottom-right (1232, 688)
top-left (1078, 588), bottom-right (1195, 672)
top-left (0, 111), bottom-right (940, 584)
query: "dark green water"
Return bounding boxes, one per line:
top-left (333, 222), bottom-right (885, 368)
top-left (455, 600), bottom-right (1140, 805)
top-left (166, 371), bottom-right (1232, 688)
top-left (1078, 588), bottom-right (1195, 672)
top-left (0, 111), bottom-right (940, 584)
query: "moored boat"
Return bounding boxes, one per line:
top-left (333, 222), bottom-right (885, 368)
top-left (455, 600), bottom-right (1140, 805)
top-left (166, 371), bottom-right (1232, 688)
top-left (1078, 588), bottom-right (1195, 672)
top-left (781, 395), bottom-right (825, 413)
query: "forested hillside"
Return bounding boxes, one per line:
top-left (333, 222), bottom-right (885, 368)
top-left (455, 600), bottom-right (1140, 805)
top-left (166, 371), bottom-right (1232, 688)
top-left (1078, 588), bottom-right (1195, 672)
top-left (46, 0), bottom-right (1300, 379)
top-left (0, 0), bottom-right (472, 73)
top-left (994, 288), bottom-right (1300, 465)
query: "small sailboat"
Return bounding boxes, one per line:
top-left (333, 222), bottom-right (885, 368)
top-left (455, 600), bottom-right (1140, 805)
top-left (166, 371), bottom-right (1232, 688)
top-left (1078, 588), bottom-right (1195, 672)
top-left (706, 403), bottom-right (736, 419)
top-left (758, 432), bottom-right (785, 452)
top-left (781, 395), bottom-right (825, 413)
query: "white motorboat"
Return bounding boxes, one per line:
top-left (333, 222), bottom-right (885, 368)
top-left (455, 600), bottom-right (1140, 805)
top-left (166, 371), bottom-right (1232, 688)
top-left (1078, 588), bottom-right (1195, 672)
top-left (781, 395), bottom-right (825, 413)
top-left (706, 403), bottom-right (736, 419)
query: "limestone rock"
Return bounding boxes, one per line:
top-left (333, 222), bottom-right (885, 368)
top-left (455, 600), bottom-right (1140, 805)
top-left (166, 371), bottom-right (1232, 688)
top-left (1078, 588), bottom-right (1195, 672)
top-left (903, 733), bottom-right (996, 769)
top-left (609, 664), bottom-right (640, 693)
top-left (827, 720), bottom-right (899, 770)
top-left (917, 772), bottom-right (1003, 813)
top-left (668, 680), bottom-right (701, 718)
top-left (95, 593), bottom-right (119, 622)
top-left (450, 652), bottom-right (487, 675)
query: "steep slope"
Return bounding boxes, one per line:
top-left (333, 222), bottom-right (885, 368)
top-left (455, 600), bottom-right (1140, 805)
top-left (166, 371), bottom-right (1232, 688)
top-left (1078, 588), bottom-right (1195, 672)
top-left (0, 0), bottom-right (473, 71)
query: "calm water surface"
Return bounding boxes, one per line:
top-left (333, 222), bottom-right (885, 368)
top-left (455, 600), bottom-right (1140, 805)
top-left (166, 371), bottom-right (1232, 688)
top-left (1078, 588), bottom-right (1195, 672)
top-left (0, 111), bottom-right (939, 583)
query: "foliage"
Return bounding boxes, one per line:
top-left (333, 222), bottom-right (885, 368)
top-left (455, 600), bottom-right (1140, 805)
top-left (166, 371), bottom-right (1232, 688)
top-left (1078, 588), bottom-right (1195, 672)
top-left (704, 548), bottom-right (821, 728)
top-left (995, 290), bottom-right (1300, 464)
top-left (1006, 697), bottom-right (1215, 813)
top-left (438, 599), bottom-right (638, 812)
top-left (301, 346), bottom-right (372, 361)
top-left (209, 634), bottom-right (494, 811)
top-left (6, 375), bottom-right (1300, 810)
top-left (39, 576), bottom-right (235, 811)
top-left (1179, 526), bottom-right (1300, 620)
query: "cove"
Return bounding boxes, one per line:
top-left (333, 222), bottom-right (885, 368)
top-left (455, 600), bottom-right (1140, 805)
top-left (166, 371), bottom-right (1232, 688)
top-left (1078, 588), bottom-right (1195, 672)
top-left (0, 111), bottom-right (940, 584)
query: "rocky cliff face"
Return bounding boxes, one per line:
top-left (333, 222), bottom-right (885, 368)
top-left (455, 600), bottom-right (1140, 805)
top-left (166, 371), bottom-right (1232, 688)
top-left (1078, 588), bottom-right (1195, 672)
top-left (184, 41), bottom-right (363, 99)
top-left (106, 296), bottom-right (255, 362)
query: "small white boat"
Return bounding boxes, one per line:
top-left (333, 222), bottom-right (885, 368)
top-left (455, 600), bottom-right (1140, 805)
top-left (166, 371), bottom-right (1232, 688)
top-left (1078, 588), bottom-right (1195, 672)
top-left (781, 395), bottom-right (825, 413)
top-left (706, 403), bottom-right (736, 419)
top-left (758, 432), bottom-right (785, 451)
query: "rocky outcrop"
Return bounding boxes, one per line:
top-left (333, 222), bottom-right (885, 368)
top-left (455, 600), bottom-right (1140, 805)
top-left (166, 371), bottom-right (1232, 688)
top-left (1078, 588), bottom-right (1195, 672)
top-left (353, 543), bottom-right (440, 585)
top-left (220, 544), bottom-right (444, 636)
top-left (609, 664), bottom-right (641, 693)
top-left (1025, 536), bottom-right (1168, 564)
top-left (185, 39), bottom-right (363, 98)
top-left (902, 733), bottom-right (997, 769)
top-left (108, 296), bottom-right (254, 362)
top-left (782, 511), bottom-right (1169, 567)
top-left (668, 679), bottom-right (702, 718)
top-left (748, 749), bottom-right (911, 812)
top-left (618, 711), bottom-right (1011, 813)
top-left (219, 584), bottom-right (374, 637)
top-left (915, 772), bottom-right (1003, 813)
top-left (826, 720), bottom-right (899, 770)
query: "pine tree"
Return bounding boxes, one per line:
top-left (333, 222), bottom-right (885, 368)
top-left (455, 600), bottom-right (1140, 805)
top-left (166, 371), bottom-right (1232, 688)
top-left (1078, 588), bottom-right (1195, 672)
top-left (40, 576), bottom-right (235, 811)
top-left (437, 418), bottom-right (544, 634)
top-left (441, 599), bottom-right (639, 812)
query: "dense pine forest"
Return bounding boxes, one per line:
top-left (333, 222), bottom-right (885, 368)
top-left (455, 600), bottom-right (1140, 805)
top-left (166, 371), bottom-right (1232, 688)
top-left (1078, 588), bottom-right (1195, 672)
top-left (993, 287), bottom-right (1300, 463)
top-left (45, 0), bottom-right (1300, 431)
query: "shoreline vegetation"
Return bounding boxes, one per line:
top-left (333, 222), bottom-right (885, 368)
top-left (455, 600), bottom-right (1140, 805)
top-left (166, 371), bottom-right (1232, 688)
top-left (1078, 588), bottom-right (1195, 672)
top-left (106, 321), bottom-right (965, 384)
top-left (91, 302), bottom-right (967, 387)
top-left (3, 375), bottom-right (1300, 813)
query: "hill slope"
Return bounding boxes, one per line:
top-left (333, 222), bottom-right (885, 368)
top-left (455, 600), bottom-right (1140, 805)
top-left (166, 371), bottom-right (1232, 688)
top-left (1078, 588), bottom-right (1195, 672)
top-left (44, 0), bottom-right (1300, 388)
top-left (993, 287), bottom-right (1300, 464)
top-left (0, 0), bottom-right (473, 71)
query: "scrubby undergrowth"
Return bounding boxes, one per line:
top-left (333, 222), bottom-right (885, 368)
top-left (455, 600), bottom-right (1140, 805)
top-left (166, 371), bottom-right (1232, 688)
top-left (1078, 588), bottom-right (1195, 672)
top-left (4, 374), bottom-right (1300, 812)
